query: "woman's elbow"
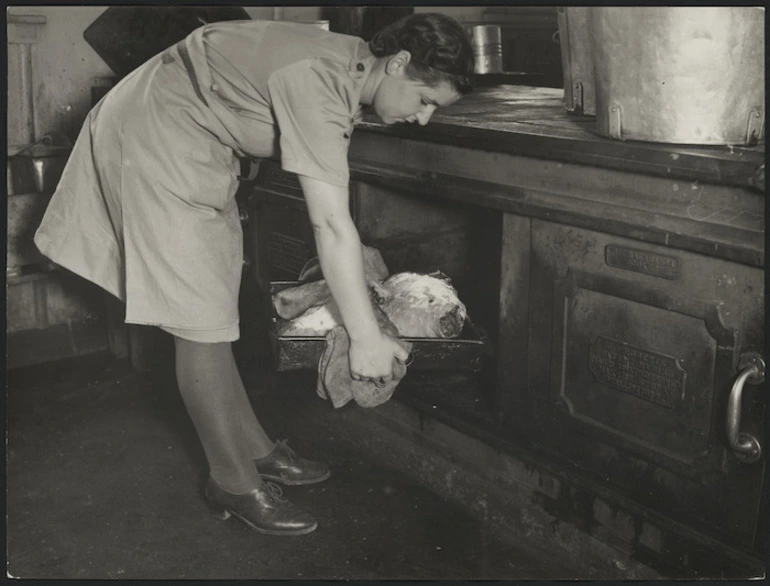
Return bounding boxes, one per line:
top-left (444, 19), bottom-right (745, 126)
top-left (311, 215), bottom-right (359, 246)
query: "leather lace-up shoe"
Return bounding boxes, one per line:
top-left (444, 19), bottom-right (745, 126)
top-left (204, 477), bottom-right (317, 536)
top-left (255, 440), bottom-right (331, 486)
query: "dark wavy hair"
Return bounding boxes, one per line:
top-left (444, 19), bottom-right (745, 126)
top-left (369, 13), bottom-right (474, 94)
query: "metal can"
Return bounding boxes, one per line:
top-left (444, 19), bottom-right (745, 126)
top-left (471, 25), bottom-right (503, 74)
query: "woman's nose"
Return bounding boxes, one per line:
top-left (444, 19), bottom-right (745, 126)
top-left (417, 107), bottom-right (435, 126)
top-left (416, 105), bottom-right (437, 126)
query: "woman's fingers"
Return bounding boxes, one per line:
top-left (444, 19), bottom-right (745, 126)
top-left (394, 353), bottom-right (413, 367)
top-left (350, 372), bottom-right (393, 386)
top-left (348, 335), bottom-right (409, 383)
top-left (394, 347), bottom-right (410, 363)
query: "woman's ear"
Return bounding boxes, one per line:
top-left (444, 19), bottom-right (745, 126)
top-left (384, 50), bottom-right (412, 76)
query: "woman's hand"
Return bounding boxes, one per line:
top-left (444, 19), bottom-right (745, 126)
top-left (348, 331), bottom-right (410, 385)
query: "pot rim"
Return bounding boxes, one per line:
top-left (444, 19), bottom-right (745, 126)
top-left (8, 144), bottom-right (72, 158)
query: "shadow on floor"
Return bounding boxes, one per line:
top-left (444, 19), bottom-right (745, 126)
top-left (6, 352), bottom-right (577, 580)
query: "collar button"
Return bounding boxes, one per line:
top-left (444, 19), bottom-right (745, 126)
top-left (356, 63), bottom-right (365, 72)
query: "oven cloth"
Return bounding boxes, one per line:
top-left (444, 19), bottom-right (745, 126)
top-left (316, 305), bottom-right (413, 409)
top-left (34, 20), bottom-right (375, 339)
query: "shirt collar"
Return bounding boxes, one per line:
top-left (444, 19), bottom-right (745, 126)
top-left (348, 41), bottom-right (376, 79)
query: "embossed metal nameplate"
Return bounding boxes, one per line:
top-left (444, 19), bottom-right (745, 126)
top-left (605, 245), bottom-right (680, 280)
top-left (588, 337), bottom-right (686, 408)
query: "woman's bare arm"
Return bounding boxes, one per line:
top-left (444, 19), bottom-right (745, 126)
top-left (299, 174), bottom-right (408, 381)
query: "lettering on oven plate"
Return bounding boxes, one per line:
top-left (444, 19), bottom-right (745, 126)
top-left (605, 245), bottom-right (680, 280)
top-left (588, 336), bottom-right (686, 408)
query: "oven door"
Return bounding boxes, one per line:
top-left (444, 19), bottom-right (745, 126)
top-left (527, 219), bottom-right (765, 552)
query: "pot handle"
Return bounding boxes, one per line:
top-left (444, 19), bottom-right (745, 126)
top-left (9, 134), bottom-right (54, 158)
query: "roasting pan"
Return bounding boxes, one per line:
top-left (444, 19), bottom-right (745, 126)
top-left (268, 281), bottom-right (485, 372)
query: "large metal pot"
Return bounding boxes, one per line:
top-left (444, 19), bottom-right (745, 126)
top-left (557, 7), bottom-right (595, 115)
top-left (591, 7), bottom-right (765, 145)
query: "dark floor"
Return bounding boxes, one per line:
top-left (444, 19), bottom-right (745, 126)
top-left (5, 352), bottom-right (581, 580)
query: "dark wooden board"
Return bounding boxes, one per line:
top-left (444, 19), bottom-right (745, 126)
top-left (359, 86), bottom-right (765, 190)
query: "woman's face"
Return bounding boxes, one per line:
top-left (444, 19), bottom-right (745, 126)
top-left (372, 52), bottom-right (462, 126)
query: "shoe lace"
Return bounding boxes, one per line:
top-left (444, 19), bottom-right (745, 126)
top-left (263, 481), bottom-right (288, 504)
top-left (275, 439), bottom-right (298, 463)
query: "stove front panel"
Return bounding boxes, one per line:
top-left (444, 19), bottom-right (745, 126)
top-left (527, 219), bottom-right (765, 548)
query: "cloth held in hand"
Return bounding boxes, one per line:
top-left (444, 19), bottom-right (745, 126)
top-left (316, 306), bottom-right (412, 408)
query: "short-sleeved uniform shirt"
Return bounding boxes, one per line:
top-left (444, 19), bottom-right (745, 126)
top-left (34, 20), bottom-right (375, 340)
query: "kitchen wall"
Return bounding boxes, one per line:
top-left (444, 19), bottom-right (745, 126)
top-left (7, 6), bottom-right (113, 144)
top-left (244, 7), bottom-right (488, 25)
top-left (243, 6), bottom-right (323, 21)
top-left (7, 6), bottom-right (489, 143)
top-left (414, 6), bottom-right (488, 23)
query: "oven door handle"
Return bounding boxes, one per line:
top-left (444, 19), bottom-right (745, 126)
top-left (726, 352), bottom-right (765, 463)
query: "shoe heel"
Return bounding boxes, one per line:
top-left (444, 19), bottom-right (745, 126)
top-left (205, 499), bottom-right (232, 521)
